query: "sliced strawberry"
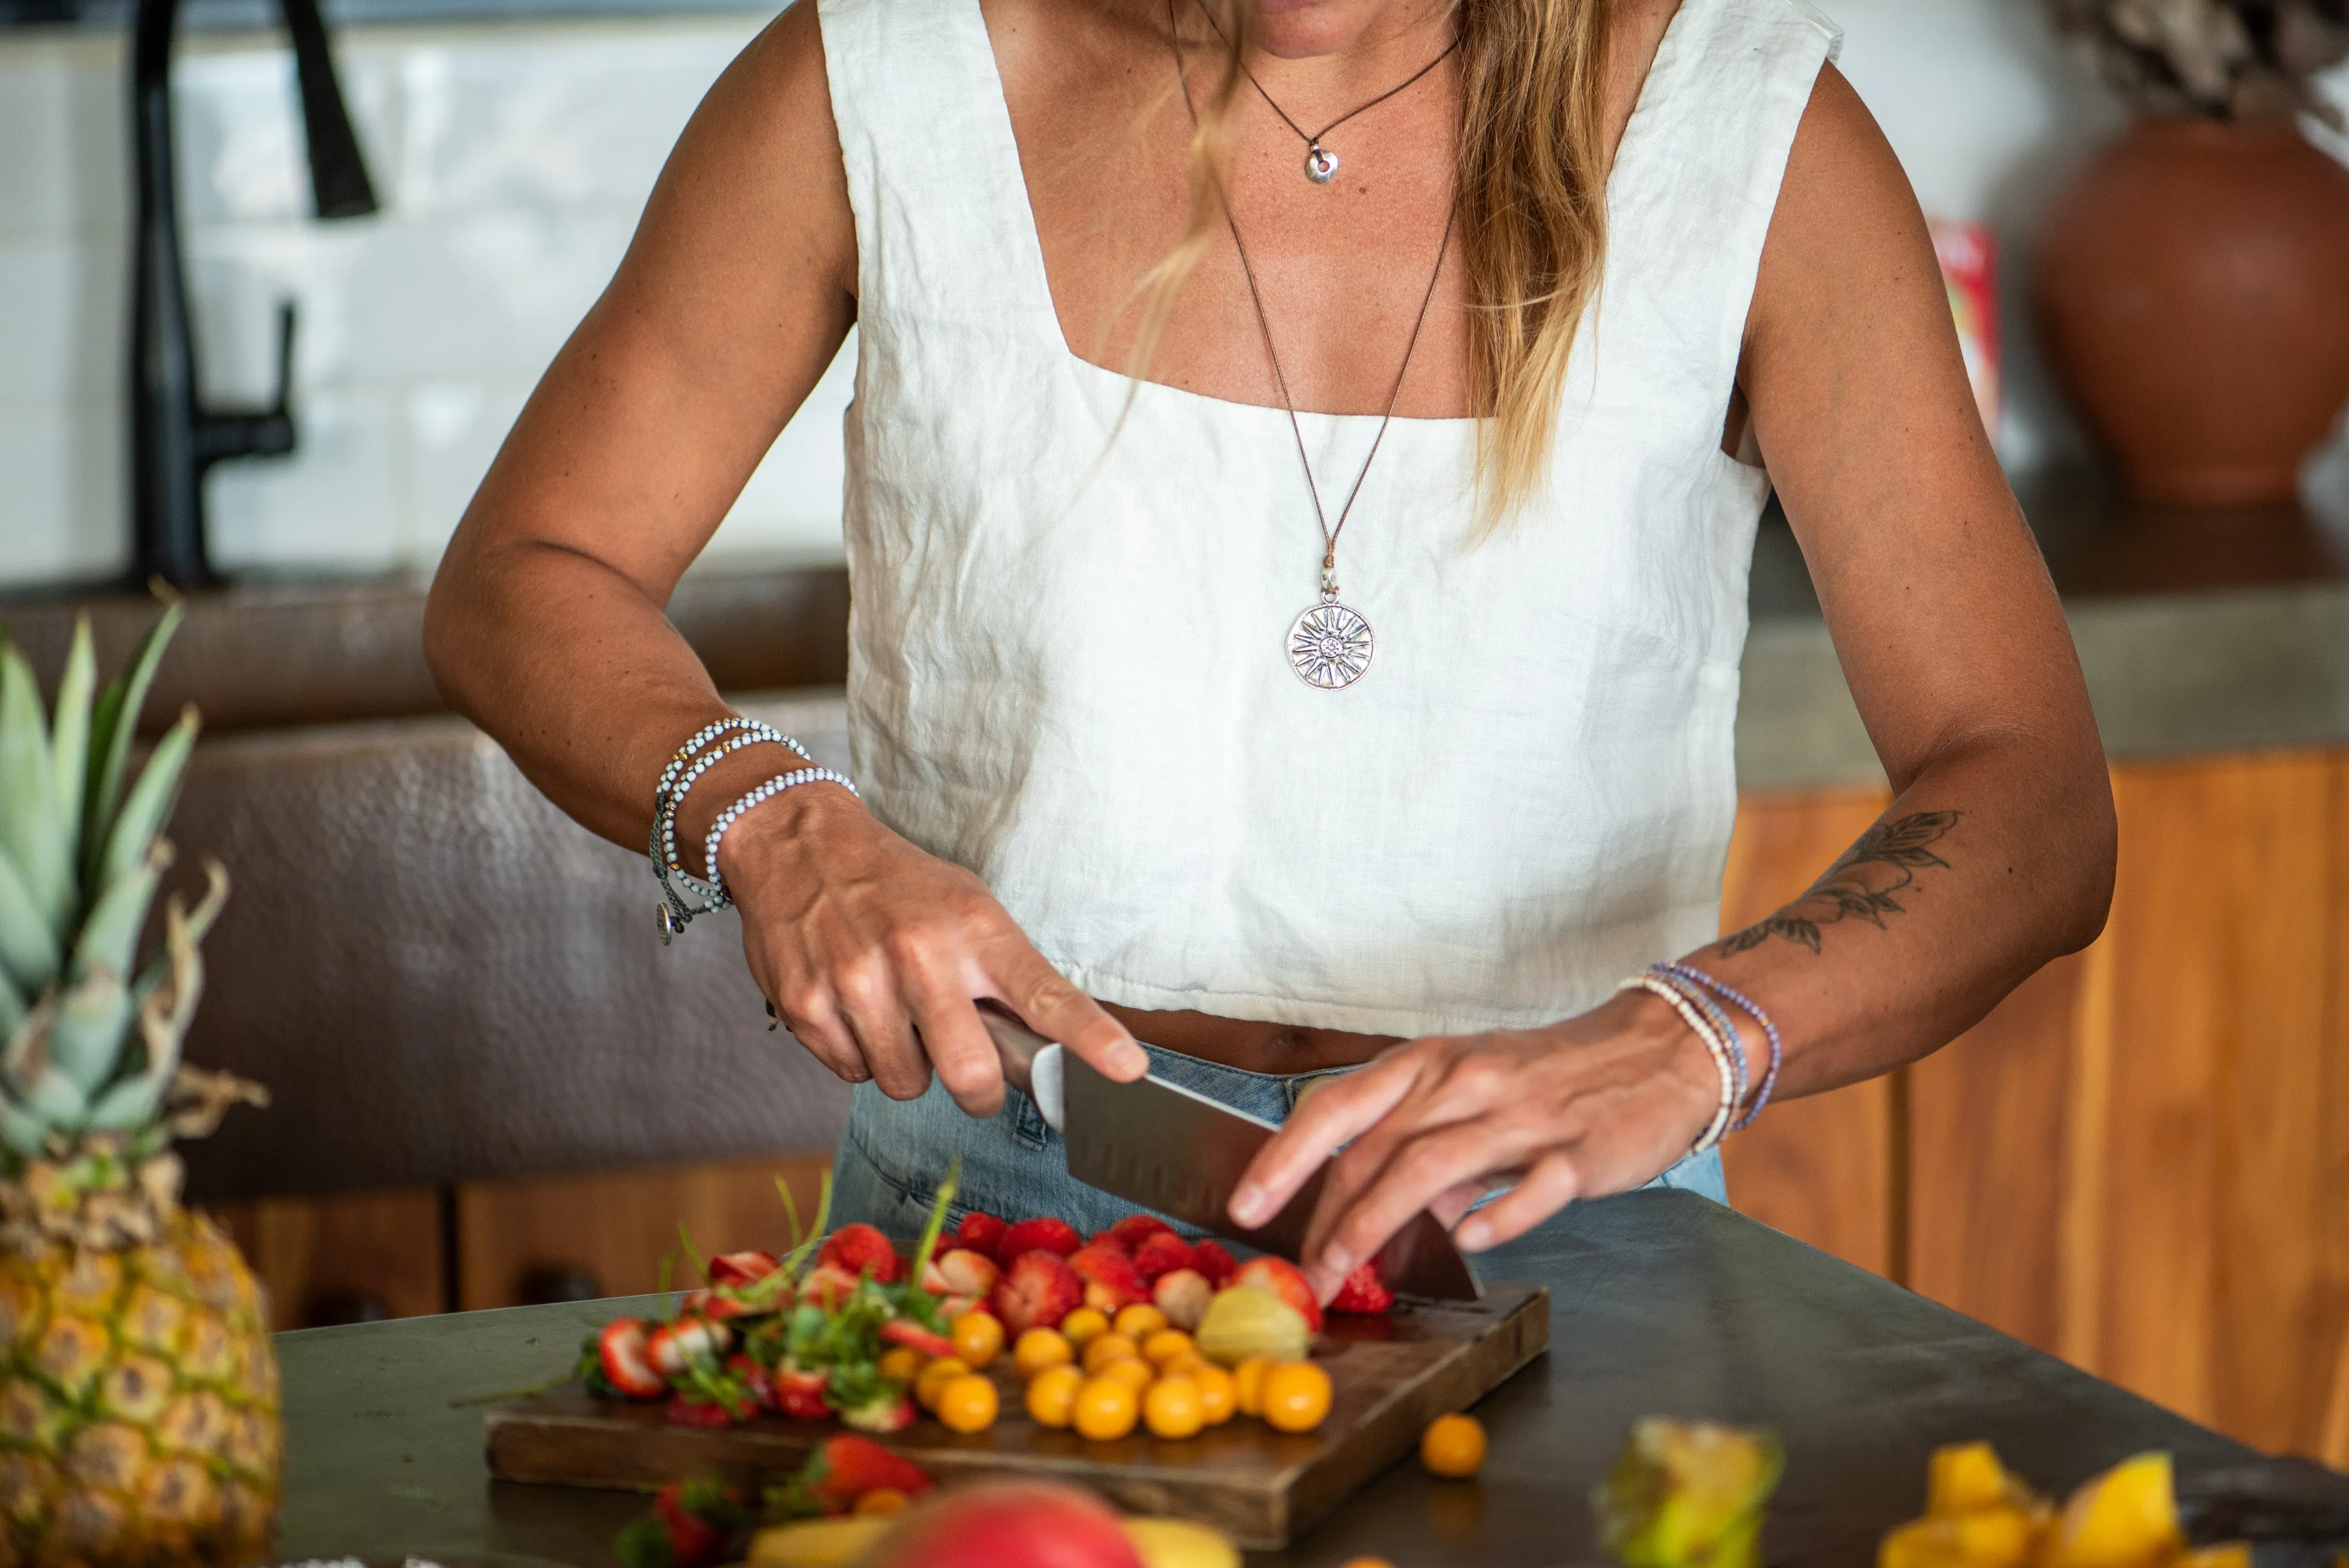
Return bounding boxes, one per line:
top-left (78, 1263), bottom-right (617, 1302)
top-left (648, 1317), bottom-right (734, 1378)
top-left (878, 1319), bottom-right (956, 1358)
top-left (803, 1433), bottom-right (936, 1512)
top-left (1328, 1259), bottom-right (1394, 1315)
top-left (726, 1353), bottom-right (777, 1411)
top-left (992, 1250), bottom-right (1083, 1333)
top-left (838, 1390), bottom-right (916, 1434)
top-left (776, 1364), bottom-right (833, 1422)
top-left (597, 1318), bottom-right (667, 1400)
top-left (1190, 1240), bottom-right (1237, 1287)
top-left (919, 1248), bottom-right (1001, 1300)
top-left (818, 1222), bottom-right (906, 1284)
top-left (998, 1217), bottom-right (1082, 1260)
top-left (1068, 1242), bottom-right (1150, 1312)
top-left (708, 1250), bottom-right (780, 1287)
top-left (953, 1211), bottom-right (1009, 1261)
top-left (798, 1262), bottom-right (863, 1310)
top-left (664, 1392), bottom-right (737, 1428)
top-left (679, 1287), bottom-right (756, 1322)
top-left (1087, 1229), bottom-right (1129, 1255)
top-left (937, 1293), bottom-right (984, 1320)
top-left (1109, 1214), bottom-right (1176, 1248)
top-left (1234, 1255), bottom-right (1325, 1333)
top-left (1131, 1230), bottom-right (1194, 1282)
top-left (1152, 1268), bottom-right (1212, 1331)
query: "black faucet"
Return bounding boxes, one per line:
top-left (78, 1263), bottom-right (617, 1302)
top-left (130, 0), bottom-right (379, 588)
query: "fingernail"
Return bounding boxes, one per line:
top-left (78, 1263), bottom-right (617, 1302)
top-left (1456, 1219), bottom-right (1491, 1251)
top-left (1230, 1185), bottom-right (1265, 1226)
top-left (1321, 1245), bottom-right (1352, 1278)
top-left (1113, 1040), bottom-right (1148, 1077)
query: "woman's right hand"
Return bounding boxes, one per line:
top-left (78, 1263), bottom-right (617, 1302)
top-left (715, 782), bottom-right (1148, 1115)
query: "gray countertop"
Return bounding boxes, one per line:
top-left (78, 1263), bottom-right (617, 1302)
top-left (278, 1189), bottom-right (2341, 1568)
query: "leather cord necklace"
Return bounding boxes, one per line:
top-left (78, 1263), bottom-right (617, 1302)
top-left (1191, 0), bottom-right (1461, 184)
top-left (1172, 1), bottom-right (1456, 690)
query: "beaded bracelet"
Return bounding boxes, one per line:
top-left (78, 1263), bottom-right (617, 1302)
top-left (1655, 961), bottom-right (1785, 1131)
top-left (1646, 967), bottom-right (1748, 1108)
top-left (658, 731), bottom-right (805, 894)
top-left (704, 768), bottom-right (861, 894)
top-left (1618, 973), bottom-right (1740, 1155)
top-left (651, 717), bottom-right (815, 944)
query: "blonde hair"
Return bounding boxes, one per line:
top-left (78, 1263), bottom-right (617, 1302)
top-left (1139, 0), bottom-right (1615, 527)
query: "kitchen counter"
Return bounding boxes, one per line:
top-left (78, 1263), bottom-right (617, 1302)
top-left (275, 1189), bottom-right (2340, 1567)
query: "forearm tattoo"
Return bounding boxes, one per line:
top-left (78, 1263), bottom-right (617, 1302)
top-left (1717, 809), bottom-right (1965, 955)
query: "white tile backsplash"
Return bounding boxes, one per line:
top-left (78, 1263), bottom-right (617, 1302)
top-left (1, 5), bottom-right (2342, 592)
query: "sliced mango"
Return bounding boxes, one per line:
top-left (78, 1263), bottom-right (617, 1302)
top-left (746, 1515), bottom-right (896, 1567)
top-left (2047, 1454), bottom-right (2182, 1568)
top-left (1123, 1516), bottom-right (1242, 1568)
top-left (1929, 1443), bottom-right (2019, 1517)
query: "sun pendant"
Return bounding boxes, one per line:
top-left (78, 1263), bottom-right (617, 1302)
top-left (1287, 600), bottom-right (1374, 689)
top-left (1305, 144), bottom-right (1340, 184)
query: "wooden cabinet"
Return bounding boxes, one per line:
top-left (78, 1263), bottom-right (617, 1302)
top-left (1721, 752), bottom-right (2349, 1469)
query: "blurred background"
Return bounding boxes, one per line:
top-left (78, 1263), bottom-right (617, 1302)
top-left (2, 0), bottom-right (2346, 1475)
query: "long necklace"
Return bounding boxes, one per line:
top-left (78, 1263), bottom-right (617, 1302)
top-left (1173, 8), bottom-right (1456, 690)
top-left (1192, 1), bottom-right (1460, 184)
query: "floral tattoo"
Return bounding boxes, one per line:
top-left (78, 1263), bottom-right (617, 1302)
top-left (1717, 809), bottom-right (1965, 955)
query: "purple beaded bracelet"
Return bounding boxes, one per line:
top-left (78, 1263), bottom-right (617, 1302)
top-left (1653, 961), bottom-right (1784, 1131)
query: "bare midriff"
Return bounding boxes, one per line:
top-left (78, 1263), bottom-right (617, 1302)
top-left (1098, 1003), bottom-right (1401, 1075)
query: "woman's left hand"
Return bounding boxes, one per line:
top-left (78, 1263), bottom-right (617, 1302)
top-left (1227, 989), bottom-right (1725, 1302)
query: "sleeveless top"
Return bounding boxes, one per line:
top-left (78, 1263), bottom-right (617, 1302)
top-left (817, 0), bottom-right (1841, 1039)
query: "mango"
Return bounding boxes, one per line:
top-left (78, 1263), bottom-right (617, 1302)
top-left (1122, 1516), bottom-right (1242, 1568)
top-left (1880, 1507), bottom-right (2042, 1568)
top-left (2046, 1454), bottom-right (2182, 1568)
top-left (1930, 1443), bottom-right (2023, 1517)
top-left (746, 1516), bottom-right (896, 1567)
top-left (1593, 1419), bottom-right (1783, 1568)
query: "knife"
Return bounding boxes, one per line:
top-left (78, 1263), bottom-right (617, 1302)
top-left (978, 1002), bottom-right (1481, 1302)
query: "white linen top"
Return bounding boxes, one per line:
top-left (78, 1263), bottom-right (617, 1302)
top-left (817, 0), bottom-right (1841, 1039)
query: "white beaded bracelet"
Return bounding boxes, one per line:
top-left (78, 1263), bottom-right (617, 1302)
top-left (659, 731), bottom-right (804, 895)
top-left (704, 768), bottom-right (861, 894)
top-left (1618, 973), bottom-right (1740, 1156)
top-left (651, 718), bottom-right (814, 943)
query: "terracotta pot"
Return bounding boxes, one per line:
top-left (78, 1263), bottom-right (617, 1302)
top-left (2035, 116), bottom-right (2349, 506)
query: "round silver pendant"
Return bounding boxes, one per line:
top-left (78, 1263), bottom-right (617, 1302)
top-left (1287, 600), bottom-right (1374, 689)
top-left (1305, 144), bottom-right (1340, 184)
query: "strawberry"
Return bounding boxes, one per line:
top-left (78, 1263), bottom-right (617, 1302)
top-left (726, 1353), bottom-right (777, 1411)
top-left (1190, 1240), bottom-right (1237, 1287)
top-left (650, 1481), bottom-right (735, 1567)
top-left (1109, 1214), bottom-right (1176, 1248)
top-left (839, 1389), bottom-right (917, 1434)
top-left (1131, 1230), bottom-right (1194, 1282)
top-left (776, 1364), bottom-right (833, 1422)
top-left (992, 1250), bottom-right (1083, 1332)
top-left (953, 1211), bottom-right (1009, 1261)
top-left (1328, 1259), bottom-right (1394, 1315)
top-left (1067, 1242), bottom-right (1150, 1312)
top-left (664, 1392), bottom-right (737, 1428)
top-left (597, 1319), bottom-right (666, 1400)
top-left (879, 1319), bottom-right (956, 1358)
top-left (818, 1223), bottom-right (905, 1284)
top-left (1152, 1268), bottom-right (1212, 1330)
top-left (708, 1250), bottom-right (779, 1287)
top-left (938, 1293), bottom-right (985, 1320)
top-left (798, 1262), bottom-right (863, 1311)
top-left (649, 1317), bottom-right (733, 1378)
top-left (919, 1248), bottom-right (1001, 1301)
top-left (1088, 1229), bottom-right (1129, 1255)
top-left (999, 1217), bottom-right (1082, 1260)
top-left (801, 1434), bottom-right (936, 1513)
top-left (678, 1287), bottom-right (756, 1322)
top-left (1234, 1255), bottom-right (1325, 1334)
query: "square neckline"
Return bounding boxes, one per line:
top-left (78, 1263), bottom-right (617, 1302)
top-left (963, 0), bottom-right (1704, 430)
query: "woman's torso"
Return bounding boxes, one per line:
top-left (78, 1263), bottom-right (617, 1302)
top-left (816, 0), bottom-right (1839, 1056)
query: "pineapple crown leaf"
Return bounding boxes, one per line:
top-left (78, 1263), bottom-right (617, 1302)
top-left (81, 596), bottom-right (184, 887)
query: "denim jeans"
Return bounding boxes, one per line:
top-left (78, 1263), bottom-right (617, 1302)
top-left (829, 1042), bottom-right (1727, 1253)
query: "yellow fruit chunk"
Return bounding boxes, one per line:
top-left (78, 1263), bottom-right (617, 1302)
top-left (1060, 1308), bottom-right (1111, 1347)
top-left (1232, 1357), bottom-right (1270, 1418)
top-left (1083, 1332), bottom-right (1141, 1376)
top-left (1197, 1287), bottom-right (1310, 1367)
top-left (1929, 1443), bottom-right (2015, 1517)
top-left (1144, 1376), bottom-right (1205, 1439)
top-left (2178, 1546), bottom-right (2250, 1568)
top-left (1123, 1516), bottom-right (1242, 1568)
top-left (854, 1488), bottom-right (913, 1516)
top-left (1420, 1413), bottom-right (1487, 1478)
top-left (1191, 1363), bottom-right (1236, 1425)
top-left (936, 1373), bottom-right (999, 1434)
top-left (951, 1310), bottom-right (1004, 1370)
top-left (1595, 1419), bottom-right (1783, 1568)
top-left (1260, 1361), bottom-right (1332, 1434)
top-left (2048, 1454), bottom-right (2182, 1568)
top-left (748, 1516), bottom-right (895, 1566)
top-left (876, 1346), bottom-right (925, 1385)
top-left (1116, 1304), bottom-right (1169, 1340)
top-left (1880, 1509), bottom-right (2040, 1568)
top-left (1026, 1364), bottom-right (1083, 1429)
top-left (915, 1357), bottom-right (970, 1413)
top-left (1337, 1559), bottom-right (1397, 1568)
top-left (1012, 1329), bottom-right (1073, 1379)
top-left (1103, 1357), bottom-right (1157, 1394)
top-left (1074, 1376), bottom-right (1139, 1441)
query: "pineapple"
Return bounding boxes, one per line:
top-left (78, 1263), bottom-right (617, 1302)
top-left (0, 604), bottom-right (276, 1567)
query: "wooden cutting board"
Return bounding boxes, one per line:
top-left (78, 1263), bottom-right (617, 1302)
top-left (486, 1283), bottom-right (1546, 1549)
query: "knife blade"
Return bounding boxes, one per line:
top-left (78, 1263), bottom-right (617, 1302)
top-left (979, 1004), bottom-right (1481, 1302)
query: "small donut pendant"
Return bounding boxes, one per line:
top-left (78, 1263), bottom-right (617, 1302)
top-left (1305, 144), bottom-right (1340, 184)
